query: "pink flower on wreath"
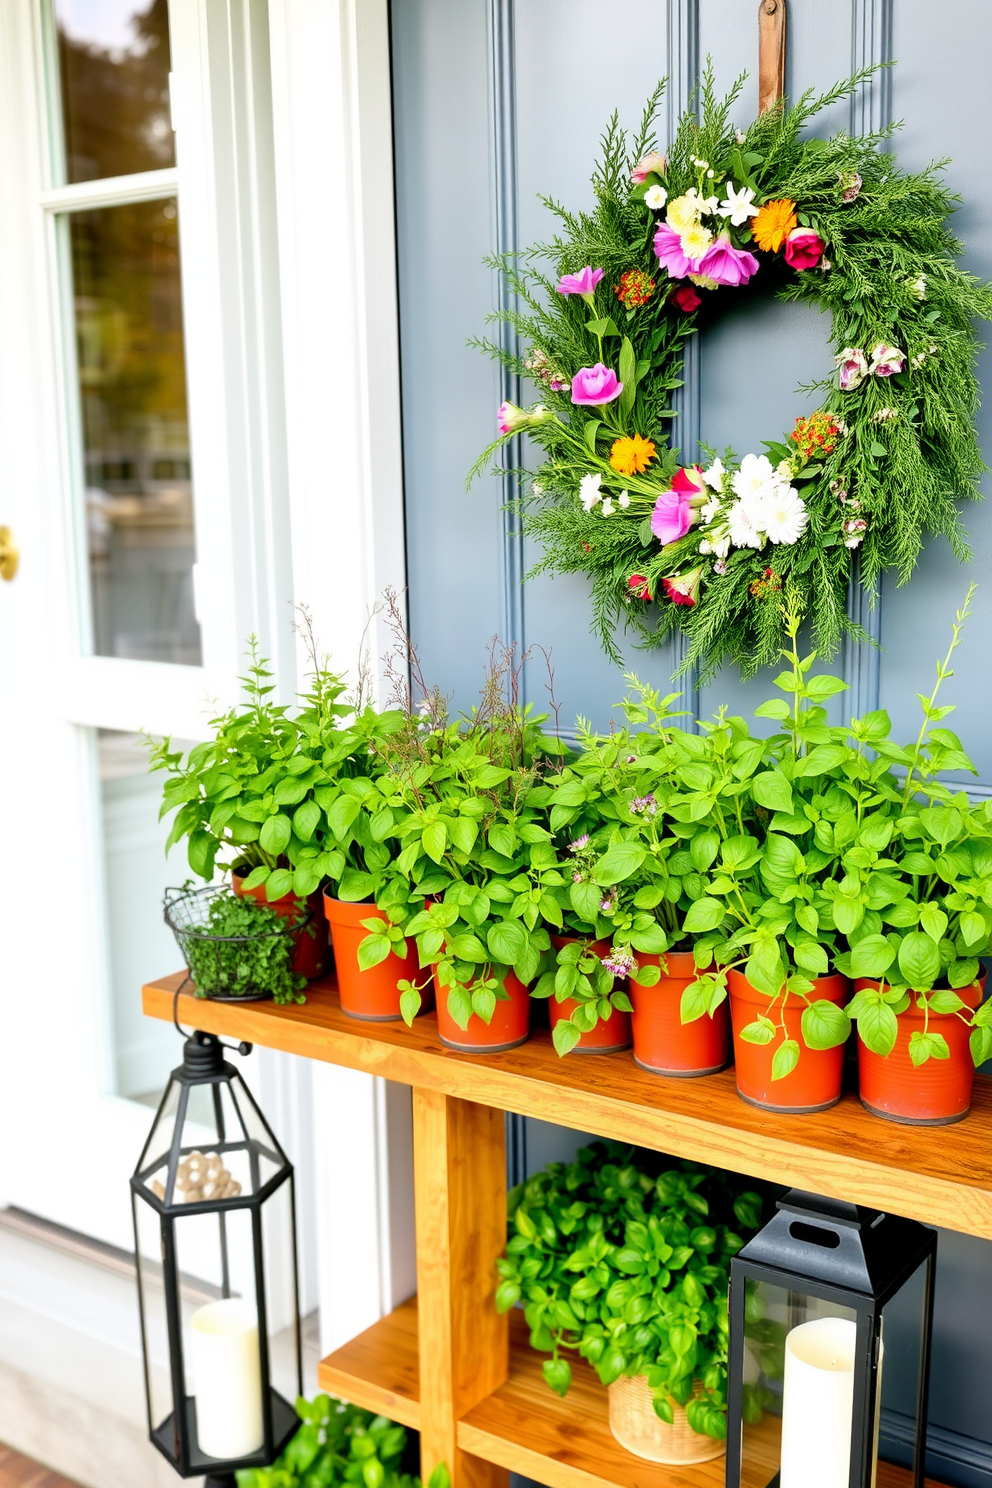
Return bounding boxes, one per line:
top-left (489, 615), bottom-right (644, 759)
top-left (650, 488), bottom-right (694, 545)
top-left (662, 568), bottom-right (702, 606)
top-left (653, 223), bottom-right (699, 279)
top-left (672, 465), bottom-right (705, 497)
top-left (784, 227), bottom-right (826, 271)
top-left (631, 151), bottom-right (666, 184)
top-left (869, 342), bottom-right (906, 377)
top-left (671, 283), bottom-right (701, 312)
top-left (628, 572), bottom-right (652, 601)
top-left (497, 400), bottom-right (521, 433)
top-left (696, 231), bottom-right (759, 287)
top-left (556, 266), bottom-right (605, 297)
top-left (571, 363), bottom-right (623, 406)
top-left (836, 347), bottom-right (868, 391)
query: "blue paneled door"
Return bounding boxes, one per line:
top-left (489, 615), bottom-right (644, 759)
top-left (390, 0), bottom-right (992, 1472)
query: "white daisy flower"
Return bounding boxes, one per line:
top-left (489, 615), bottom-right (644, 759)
top-left (731, 452), bottom-right (776, 504)
top-left (645, 184), bottom-right (668, 211)
top-left (579, 473), bottom-right (602, 512)
top-left (727, 498), bottom-right (766, 549)
top-left (762, 484), bottom-right (809, 546)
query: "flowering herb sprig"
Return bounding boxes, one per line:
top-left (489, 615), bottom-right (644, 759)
top-left (470, 64), bottom-right (992, 680)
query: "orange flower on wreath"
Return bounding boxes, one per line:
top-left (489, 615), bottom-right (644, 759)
top-left (752, 198), bottom-right (798, 253)
top-left (610, 434), bottom-right (656, 476)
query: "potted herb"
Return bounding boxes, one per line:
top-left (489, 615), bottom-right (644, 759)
top-left (148, 636), bottom-right (358, 981)
top-left (495, 1142), bottom-right (763, 1461)
top-left (351, 608), bottom-right (563, 1049)
top-left (237, 1393), bottom-right (416, 1488)
top-left (835, 590), bottom-right (992, 1122)
top-left (546, 685), bottom-right (739, 1072)
top-left (165, 884), bottom-right (306, 1005)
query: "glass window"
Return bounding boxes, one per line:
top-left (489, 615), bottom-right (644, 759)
top-left (53, 0), bottom-right (175, 183)
top-left (99, 728), bottom-right (195, 1098)
top-left (70, 199), bottom-right (201, 665)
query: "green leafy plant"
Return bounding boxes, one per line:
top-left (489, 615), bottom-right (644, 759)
top-left (176, 889), bottom-right (307, 1005)
top-left (237, 1395), bottom-right (415, 1488)
top-left (148, 622), bottom-right (398, 905)
top-left (353, 604), bottom-right (565, 1028)
top-left (495, 1142), bottom-right (763, 1440)
top-left (831, 586), bottom-right (992, 1066)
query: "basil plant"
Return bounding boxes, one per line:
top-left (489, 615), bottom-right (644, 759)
top-left (495, 1142), bottom-right (763, 1440)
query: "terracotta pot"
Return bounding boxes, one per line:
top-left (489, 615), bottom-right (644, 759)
top-left (232, 872), bottom-right (329, 981)
top-left (548, 996), bottom-right (632, 1053)
top-left (856, 975), bottom-right (986, 1125)
top-left (728, 970), bottom-right (850, 1114)
top-left (630, 951), bottom-right (729, 1077)
top-left (434, 969), bottom-right (531, 1052)
top-left (607, 1375), bottom-right (725, 1465)
top-left (548, 934), bottom-right (631, 1053)
top-left (322, 894), bottom-right (425, 1020)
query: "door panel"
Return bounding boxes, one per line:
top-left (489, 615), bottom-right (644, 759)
top-left (391, 0), bottom-right (992, 1468)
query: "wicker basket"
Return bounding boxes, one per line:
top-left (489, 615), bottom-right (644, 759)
top-left (607, 1375), bottom-right (726, 1466)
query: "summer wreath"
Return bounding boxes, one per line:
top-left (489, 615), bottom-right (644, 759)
top-left (471, 68), bottom-right (992, 678)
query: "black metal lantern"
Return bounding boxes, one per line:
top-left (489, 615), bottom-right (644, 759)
top-left (726, 1189), bottom-right (935, 1488)
top-left (131, 1031), bottom-right (302, 1488)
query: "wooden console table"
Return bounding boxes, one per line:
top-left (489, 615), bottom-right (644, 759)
top-left (145, 972), bottom-right (984, 1488)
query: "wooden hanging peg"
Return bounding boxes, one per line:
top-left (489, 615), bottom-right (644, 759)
top-left (758, 0), bottom-right (787, 114)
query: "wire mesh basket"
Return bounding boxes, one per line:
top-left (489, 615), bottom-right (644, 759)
top-left (164, 884), bottom-right (311, 1001)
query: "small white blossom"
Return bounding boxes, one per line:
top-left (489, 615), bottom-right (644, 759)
top-left (601, 498), bottom-right (615, 517)
top-left (776, 459), bottom-right (794, 480)
top-left (907, 274), bottom-right (927, 300)
top-left (714, 557), bottom-right (729, 574)
top-left (645, 184), bottom-right (668, 211)
top-left (701, 494), bottom-right (721, 523)
top-left (718, 183), bottom-right (760, 226)
top-left (617, 490), bottom-right (631, 509)
top-left (872, 407), bottom-right (898, 422)
top-left (703, 457), bottom-right (725, 491)
top-left (579, 473), bottom-right (602, 512)
top-left (735, 129), bottom-right (746, 144)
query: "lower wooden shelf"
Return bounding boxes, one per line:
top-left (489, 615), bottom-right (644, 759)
top-left (317, 1299), bottom-right (944, 1488)
top-left (317, 1297), bottom-right (421, 1429)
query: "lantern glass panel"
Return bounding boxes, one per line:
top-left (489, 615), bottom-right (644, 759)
top-left (133, 1190), bottom-right (178, 1445)
top-left (260, 1176), bottom-right (302, 1406)
top-left (740, 1278), bottom-right (860, 1488)
top-left (877, 1260), bottom-right (929, 1471)
top-left (140, 1079), bottom-right (181, 1180)
top-left (173, 1205), bottom-right (266, 1466)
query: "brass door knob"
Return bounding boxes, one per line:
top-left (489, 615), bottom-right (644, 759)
top-left (0, 526), bottom-right (18, 581)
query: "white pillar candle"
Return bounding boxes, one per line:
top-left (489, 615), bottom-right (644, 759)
top-left (780, 1316), bottom-right (857, 1488)
top-left (189, 1297), bottom-right (264, 1460)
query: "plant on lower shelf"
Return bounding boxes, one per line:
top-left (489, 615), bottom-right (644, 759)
top-left (237, 1394), bottom-right (415, 1488)
top-left (495, 1142), bottom-right (763, 1440)
top-left (167, 886), bottom-right (307, 1004)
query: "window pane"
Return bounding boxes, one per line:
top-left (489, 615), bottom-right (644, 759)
top-left (53, 0), bottom-right (175, 183)
top-left (70, 198), bottom-right (202, 665)
top-left (98, 728), bottom-right (194, 1098)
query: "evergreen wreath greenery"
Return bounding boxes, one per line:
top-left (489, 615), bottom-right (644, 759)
top-left (471, 66), bottom-right (992, 679)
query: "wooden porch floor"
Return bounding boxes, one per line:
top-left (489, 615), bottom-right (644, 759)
top-left (0, 1446), bottom-right (81, 1488)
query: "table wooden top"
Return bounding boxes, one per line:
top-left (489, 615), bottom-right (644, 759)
top-left (144, 972), bottom-right (992, 1240)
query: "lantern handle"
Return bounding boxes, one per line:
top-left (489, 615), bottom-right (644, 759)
top-left (171, 985), bottom-right (253, 1058)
